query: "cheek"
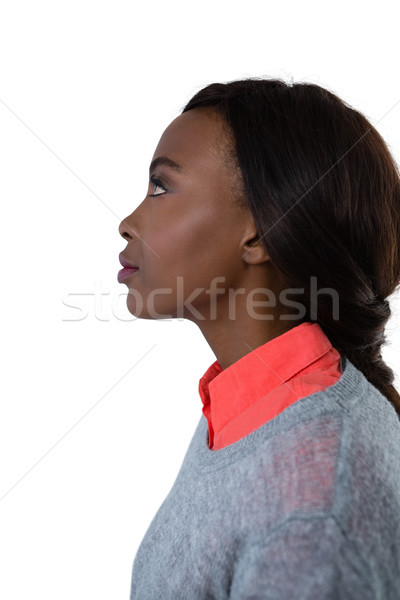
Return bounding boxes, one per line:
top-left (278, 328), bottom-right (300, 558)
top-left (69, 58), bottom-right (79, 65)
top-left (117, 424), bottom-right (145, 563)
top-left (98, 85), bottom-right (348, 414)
top-left (144, 206), bottom-right (219, 274)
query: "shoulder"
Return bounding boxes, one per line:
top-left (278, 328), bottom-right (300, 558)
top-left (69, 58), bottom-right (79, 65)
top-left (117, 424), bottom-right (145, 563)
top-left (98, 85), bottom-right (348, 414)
top-left (229, 368), bottom-right (400, 599)
top-left (234, 358), bottom-right (400, 532)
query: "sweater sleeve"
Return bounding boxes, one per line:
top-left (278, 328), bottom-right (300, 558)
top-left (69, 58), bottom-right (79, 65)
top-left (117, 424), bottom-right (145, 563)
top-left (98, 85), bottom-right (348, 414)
top-left (229, 516), bottom-right (379, 600)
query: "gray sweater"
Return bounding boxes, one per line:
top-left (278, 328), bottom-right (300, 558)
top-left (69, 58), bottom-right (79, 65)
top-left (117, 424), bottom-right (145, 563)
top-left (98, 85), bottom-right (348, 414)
top-left (129, 357), bottom-right (400, 599)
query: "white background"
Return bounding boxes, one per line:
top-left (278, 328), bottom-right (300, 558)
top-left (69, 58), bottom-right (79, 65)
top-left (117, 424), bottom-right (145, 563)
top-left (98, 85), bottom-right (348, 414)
top-left (0, 1), bottom-right (399, 598)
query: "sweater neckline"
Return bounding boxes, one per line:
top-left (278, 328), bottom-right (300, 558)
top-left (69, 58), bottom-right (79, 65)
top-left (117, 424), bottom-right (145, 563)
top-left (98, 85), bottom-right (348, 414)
top-left (198, 322), bottom-right (341, 450)
top-left (193, 356), bottom-right (366, 471)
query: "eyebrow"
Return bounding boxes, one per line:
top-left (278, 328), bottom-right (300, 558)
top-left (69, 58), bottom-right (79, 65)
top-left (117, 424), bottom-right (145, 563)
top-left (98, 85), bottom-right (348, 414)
top-left (149, 156), bottom-right (185, 174)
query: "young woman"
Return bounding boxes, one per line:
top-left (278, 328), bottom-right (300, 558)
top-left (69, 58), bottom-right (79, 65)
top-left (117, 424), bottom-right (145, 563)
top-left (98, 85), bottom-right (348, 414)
top-left (118, 78), bottom-right (400, 599)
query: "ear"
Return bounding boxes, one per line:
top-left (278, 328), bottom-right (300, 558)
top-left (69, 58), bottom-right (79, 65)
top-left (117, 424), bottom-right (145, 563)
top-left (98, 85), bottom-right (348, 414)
top-left (241, 230), bottom-right (270, 265)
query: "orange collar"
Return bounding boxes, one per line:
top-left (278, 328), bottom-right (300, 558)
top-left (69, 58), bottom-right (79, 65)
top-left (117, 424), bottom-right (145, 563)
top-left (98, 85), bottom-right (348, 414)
top-left (198, 322), bottom-right (336, 448)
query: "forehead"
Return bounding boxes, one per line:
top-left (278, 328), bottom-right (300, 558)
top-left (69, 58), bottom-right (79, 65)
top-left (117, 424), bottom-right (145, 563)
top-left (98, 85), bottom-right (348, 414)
top-left (152, 107), bottom-right (230, 172)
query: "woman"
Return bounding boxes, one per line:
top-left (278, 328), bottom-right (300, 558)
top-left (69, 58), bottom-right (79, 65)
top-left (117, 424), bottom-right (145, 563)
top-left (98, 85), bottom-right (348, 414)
top-left (118, 78), bottom-right (400, 599)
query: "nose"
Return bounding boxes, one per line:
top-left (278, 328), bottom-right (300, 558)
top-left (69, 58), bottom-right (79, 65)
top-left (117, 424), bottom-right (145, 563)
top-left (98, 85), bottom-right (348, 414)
top-left (118, 215), bottom-right (138, 241)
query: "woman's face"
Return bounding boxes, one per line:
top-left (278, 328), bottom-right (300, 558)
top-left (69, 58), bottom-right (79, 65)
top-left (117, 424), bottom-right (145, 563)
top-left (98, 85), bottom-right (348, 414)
top-left (118, 107), bottom-right (257, 321)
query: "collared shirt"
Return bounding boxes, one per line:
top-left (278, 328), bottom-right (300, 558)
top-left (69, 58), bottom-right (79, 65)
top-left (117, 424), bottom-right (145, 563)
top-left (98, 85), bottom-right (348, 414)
top-left (198, 322), bottom-right (341, 450)
top-left (131, 356), bottom-right (400, 598)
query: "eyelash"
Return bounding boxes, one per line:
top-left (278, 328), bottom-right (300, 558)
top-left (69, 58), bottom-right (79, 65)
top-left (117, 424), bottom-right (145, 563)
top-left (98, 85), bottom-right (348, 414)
top-left (149, 175), bottom-right (167, 197)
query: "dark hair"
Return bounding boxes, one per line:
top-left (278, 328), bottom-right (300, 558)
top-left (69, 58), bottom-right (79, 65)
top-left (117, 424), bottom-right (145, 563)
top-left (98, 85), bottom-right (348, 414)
top-left (182, 78), bottom-right (400, 417)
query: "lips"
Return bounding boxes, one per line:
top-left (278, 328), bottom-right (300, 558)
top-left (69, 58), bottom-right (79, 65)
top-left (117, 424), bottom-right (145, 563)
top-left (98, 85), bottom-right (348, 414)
top-left (119, 252), bottom-right (139, 269)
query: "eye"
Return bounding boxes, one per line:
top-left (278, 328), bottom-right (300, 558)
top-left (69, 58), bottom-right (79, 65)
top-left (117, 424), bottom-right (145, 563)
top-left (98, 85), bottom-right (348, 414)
top-left (149, 175), bottom-right (167, 197)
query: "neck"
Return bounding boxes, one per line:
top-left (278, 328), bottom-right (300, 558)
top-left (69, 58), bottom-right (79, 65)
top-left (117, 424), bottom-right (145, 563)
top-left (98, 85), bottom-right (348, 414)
top-left (195, 311), bottom-right (297, 371)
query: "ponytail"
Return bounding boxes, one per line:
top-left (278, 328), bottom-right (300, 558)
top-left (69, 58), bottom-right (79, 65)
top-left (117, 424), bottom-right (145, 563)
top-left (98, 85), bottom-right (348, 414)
top-left (318, 298), bottom-right (400, 416)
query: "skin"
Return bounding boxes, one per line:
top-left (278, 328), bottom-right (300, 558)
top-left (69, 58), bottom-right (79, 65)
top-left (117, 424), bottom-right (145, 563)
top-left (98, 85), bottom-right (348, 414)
top-left (118, 107), bottom-right (295, 370)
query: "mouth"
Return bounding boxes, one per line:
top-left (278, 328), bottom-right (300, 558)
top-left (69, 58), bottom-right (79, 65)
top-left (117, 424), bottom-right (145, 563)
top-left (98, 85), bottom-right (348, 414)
top-left (119, 252), bottom-right (139, 269)
top-left (118, 252), bottom-right (139, 283)
top-left (118, 266), bottom-right (139, 283)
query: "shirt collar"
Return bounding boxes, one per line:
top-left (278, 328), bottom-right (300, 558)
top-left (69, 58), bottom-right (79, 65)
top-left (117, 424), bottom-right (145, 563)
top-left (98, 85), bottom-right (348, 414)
top-left (198, 322), bottom-right (333, 446)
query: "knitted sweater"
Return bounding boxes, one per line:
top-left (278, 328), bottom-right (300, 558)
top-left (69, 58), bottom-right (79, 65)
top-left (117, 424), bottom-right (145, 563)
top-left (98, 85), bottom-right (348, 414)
top-left (129, 357), bottom-right (400, 599)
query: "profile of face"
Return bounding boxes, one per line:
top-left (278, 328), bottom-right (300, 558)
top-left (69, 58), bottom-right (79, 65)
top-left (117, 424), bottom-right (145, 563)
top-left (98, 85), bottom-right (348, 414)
top-left (118, 107), bottom-right (270, 322)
